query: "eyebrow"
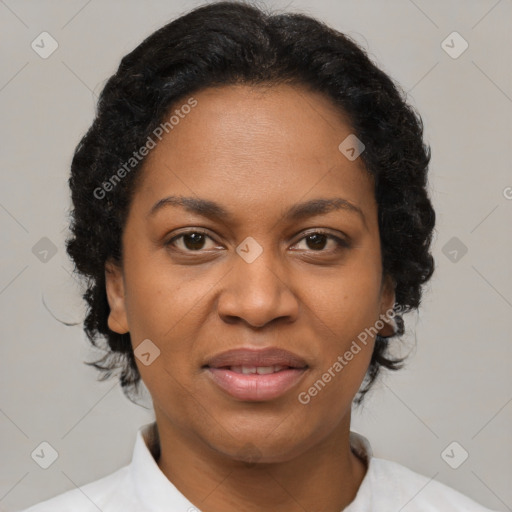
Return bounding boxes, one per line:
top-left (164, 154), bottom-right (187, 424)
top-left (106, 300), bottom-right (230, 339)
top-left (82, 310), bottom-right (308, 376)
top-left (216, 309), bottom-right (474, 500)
top-left (148, 195), bottom-right (366, 227)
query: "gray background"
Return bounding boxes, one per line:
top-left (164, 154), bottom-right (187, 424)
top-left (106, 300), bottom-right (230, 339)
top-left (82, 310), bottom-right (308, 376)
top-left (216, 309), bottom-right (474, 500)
top-left (1, 0), bottom-right (511, 510)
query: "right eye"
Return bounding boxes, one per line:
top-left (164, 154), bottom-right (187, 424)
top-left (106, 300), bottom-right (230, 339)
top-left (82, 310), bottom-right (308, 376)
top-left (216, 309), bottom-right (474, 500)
top-left (165, 230), bottom-right (222, 252)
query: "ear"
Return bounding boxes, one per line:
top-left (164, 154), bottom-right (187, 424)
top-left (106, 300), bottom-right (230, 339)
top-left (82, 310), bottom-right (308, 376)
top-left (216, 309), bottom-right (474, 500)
top-left (378, 274), bottom-right (396, 337)
top-left (104, 259), bottom-right (129, 334)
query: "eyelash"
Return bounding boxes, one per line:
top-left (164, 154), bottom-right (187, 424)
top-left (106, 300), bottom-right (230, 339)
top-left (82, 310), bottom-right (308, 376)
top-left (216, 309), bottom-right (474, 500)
top-left (165, 229), bottom-right (349, 254)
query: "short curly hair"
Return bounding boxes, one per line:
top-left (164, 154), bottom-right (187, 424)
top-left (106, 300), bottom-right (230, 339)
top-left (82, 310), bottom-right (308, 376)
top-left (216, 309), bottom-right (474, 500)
top-left (66, 0), bottom-right (435, 405)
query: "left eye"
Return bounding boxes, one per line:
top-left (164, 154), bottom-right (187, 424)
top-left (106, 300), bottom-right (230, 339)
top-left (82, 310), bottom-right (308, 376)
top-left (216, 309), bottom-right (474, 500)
top-left (291, 232), bottom-right (347, 252)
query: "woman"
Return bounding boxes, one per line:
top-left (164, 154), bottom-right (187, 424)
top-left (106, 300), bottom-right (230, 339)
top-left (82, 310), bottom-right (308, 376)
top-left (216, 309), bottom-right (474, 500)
top-left (21, 1), bottom-right (497, 510)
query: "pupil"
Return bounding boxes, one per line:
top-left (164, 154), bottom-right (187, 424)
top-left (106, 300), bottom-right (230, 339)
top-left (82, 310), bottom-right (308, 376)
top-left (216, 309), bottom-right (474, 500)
top-left (184, 233), bottom-right (205, 250)
top-left (307, 234), bottom-right (327, 250)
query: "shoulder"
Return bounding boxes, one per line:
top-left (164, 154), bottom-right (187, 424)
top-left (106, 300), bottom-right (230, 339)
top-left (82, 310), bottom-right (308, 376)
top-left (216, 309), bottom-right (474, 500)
top-left (18, 466), bottom-right (135, 512)
top-left (368, 457), bottom-right (498, 511)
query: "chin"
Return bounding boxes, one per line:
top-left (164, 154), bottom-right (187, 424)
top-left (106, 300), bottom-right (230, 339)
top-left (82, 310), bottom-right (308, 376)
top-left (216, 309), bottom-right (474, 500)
top-left (205, 428), bottom-right (317, 466)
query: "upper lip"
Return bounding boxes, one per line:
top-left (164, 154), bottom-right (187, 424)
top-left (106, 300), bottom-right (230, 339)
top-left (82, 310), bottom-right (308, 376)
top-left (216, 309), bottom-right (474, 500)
top-left (204, 348), bottom-right (308, 369)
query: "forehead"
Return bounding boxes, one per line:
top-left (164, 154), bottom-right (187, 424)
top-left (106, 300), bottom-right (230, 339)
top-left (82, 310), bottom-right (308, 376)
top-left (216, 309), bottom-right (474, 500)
top-left (133, 83), bottom-right (375, 219)
top-left (149, 83), bottom-right (359, 163)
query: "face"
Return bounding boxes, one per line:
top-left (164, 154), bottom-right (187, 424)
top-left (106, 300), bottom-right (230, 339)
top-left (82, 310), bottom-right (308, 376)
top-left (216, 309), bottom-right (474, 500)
top-left (105, 83), bottom-right (395, 463)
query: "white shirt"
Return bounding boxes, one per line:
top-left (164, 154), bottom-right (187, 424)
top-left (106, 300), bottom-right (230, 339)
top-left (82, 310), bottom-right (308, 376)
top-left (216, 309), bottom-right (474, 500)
top-left (20, 422), bottom-right (497, 511)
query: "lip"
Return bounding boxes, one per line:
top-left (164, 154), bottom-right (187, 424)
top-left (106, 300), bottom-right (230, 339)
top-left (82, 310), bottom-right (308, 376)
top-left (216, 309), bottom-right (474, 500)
top-left (205, 347), bottom-right (308, 369)
top-left (204, 348), bottom-right (309, 402)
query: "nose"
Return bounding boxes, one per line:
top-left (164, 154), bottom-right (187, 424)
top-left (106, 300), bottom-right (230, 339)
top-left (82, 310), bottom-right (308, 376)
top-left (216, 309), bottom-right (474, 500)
top-left (217, 247), bottom-right (300, 328)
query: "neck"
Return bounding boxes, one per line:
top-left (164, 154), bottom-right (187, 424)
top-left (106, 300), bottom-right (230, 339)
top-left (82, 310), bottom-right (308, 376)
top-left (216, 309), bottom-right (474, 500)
top-left (152, 412), bottom-right (367, 512)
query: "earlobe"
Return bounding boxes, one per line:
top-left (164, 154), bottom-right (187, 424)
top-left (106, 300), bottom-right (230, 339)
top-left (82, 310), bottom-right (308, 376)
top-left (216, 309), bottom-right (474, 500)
top-left (104, 260), bottom-right (129, 334)
top-left (378, 274), bottom-right (397, 337)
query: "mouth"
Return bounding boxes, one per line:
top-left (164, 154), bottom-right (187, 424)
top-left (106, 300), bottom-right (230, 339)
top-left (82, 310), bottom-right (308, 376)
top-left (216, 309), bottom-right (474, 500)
top-left (223, 364), bottom-right (297, 374)
top-left (203, 348), bottom-right (309, 402)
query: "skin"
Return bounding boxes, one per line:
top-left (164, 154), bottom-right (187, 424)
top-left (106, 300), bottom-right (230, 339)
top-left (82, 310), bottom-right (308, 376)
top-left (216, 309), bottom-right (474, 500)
top-left (105, 83), bottom-right (395, 512)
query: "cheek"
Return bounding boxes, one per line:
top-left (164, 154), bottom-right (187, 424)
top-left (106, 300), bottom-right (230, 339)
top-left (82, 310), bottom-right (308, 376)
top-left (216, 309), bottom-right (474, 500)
top-left (297, 280), bottom-right (379, 419)
top-left (122, 249), bottom-right (213, 342)
top-left (299, 254), bottom-right (383, 335)
top-left (296, 352), bottom-right (371, 437)
top-left (295, 254), bottom-right (382, 395)
top-left (121, 251), bottom-right (223, 404)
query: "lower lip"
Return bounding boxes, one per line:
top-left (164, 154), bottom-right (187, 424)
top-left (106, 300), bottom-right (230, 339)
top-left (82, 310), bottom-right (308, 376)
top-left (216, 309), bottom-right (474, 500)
top-left (206, 367), bottom-right (307, 401)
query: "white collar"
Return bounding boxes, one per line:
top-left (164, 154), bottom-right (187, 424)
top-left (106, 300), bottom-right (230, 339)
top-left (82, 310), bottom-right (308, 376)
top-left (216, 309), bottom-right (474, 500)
top-left (128, 422), bottom-right (197, 510)
top-left (127, 421), bottom-right (374, 510)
